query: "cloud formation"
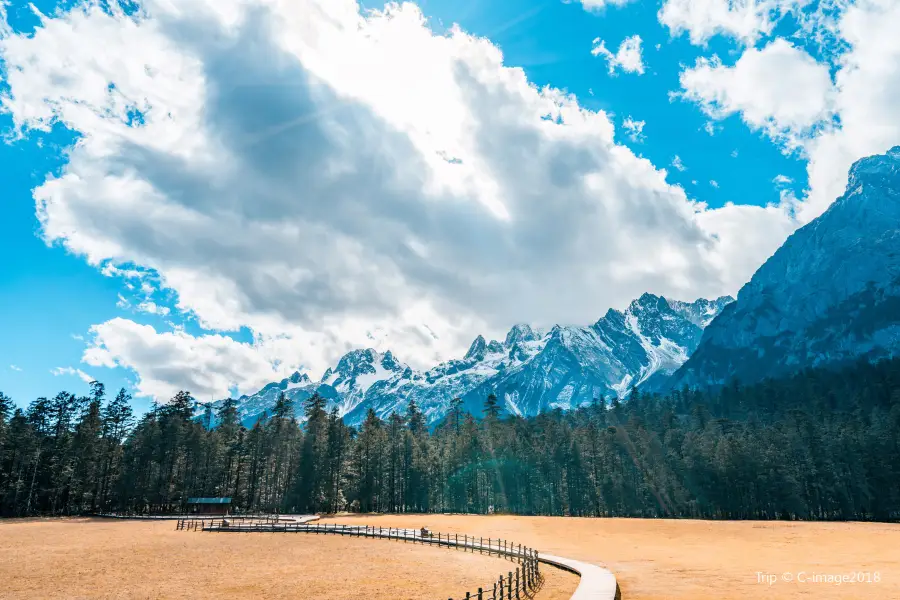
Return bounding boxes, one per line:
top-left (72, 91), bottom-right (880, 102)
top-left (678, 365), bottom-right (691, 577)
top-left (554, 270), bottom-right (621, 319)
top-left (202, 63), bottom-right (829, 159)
top-left (592, 35), bottom-right (646, 75)
top-left (677, 0), bottom-right (900, 223)
top-left (578, 0), bottom-right (635, 10)
top-left (679, 39), bottom-right (834, 148)
top-left (659, 0), bottom-right (795, 45)
top-left (621, 116), bottom-right (646, 143)
top-left (0, 0), bottom-right (796, 400)
top-left (83, 318), bottom-right (286, 399)
top-left (51, 366), bottom-right (95, 384)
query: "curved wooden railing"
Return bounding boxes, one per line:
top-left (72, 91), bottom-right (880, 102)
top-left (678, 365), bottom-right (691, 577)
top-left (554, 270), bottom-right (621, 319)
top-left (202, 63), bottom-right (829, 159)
top-left (179, 518), bottom-right (543, 600)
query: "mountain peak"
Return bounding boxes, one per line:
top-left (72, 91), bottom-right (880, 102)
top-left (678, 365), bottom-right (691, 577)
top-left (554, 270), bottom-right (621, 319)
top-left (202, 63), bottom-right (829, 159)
top-left (669, 146), bottom-right (900, 390)
top-left (628, 293), bottom-right (668, 313)
top-left (847, 145), bottom-right (900, 189)
top-left (838, 146), bottom-right (900, 224)
top-left (464, 335), bottom-right (487, 361)
top-left (380, 350), bottom-right (402, 372)
top-left (668, 296), bottom-right (735, 328)
top-left (288, 371), bottom-right (310, 384)
top-left (504, 323), bottom-right (540, 346)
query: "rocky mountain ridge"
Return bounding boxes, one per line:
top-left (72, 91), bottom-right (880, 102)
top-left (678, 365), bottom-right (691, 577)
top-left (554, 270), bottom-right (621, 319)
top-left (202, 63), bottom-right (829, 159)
top-left (219, 294), bottom-right (733, 427)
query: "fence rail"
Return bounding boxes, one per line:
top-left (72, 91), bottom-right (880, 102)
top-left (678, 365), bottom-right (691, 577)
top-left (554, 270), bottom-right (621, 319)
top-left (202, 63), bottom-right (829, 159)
top-left (176, 519), bottom-right (543, 599)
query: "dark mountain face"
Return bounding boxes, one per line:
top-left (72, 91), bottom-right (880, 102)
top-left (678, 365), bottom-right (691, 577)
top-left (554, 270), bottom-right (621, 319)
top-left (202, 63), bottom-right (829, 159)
top-left (669, 146), bottom-right (900, 390)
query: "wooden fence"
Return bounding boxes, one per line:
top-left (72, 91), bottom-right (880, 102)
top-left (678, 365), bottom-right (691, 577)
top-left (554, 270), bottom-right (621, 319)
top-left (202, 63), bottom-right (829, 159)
top-left (176, 519), bottom-right (543, 599)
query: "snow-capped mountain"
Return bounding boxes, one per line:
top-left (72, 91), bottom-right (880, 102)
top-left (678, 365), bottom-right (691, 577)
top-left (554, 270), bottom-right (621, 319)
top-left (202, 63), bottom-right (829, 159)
top-left (669, 146), bottom-right (900, 390)
top-left (218, 349), bottom-right (409, 427)
top-left (220, 294), bottom-right (732, 427)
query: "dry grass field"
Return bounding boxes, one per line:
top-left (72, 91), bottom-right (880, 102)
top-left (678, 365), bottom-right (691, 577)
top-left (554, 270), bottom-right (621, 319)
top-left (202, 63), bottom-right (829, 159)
top-left (324, 514), bottom-right (900, 600)
top-left (3, 516), bottom-right (898, 600)
top-left (0, 518), bottom-right (577, 599)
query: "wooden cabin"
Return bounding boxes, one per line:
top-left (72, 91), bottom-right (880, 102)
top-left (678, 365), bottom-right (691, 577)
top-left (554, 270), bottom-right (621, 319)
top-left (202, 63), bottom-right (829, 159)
top-left (186, 497), bottom-right (232, 515)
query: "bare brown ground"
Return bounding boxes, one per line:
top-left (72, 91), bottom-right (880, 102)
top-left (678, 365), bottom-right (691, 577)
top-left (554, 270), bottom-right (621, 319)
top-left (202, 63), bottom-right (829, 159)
top-left (323, 514), bottom-right (900, 600)
top-left (0, 518), bottom-right (574, 599)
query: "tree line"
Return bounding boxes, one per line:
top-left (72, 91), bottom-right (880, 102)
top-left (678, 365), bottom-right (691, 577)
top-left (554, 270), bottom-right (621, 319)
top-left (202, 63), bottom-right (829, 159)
top-left (1, 357), bottom-right (898, 520)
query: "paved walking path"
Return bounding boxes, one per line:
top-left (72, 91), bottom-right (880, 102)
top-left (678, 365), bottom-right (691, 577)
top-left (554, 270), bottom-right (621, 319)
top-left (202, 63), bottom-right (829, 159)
top-left (541, 553), bottom-right (620, 600)
top-left (210, 520), bottom-right (620, 600)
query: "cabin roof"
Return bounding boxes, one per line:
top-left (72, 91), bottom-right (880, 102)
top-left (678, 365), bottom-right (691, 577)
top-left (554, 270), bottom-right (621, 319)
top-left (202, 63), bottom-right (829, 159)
top-left (187, 497), bottom-right (232, 504)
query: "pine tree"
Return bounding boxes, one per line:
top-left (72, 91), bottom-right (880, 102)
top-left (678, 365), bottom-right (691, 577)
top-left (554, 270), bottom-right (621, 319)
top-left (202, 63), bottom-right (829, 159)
top-left (70, 394), bottom-right (103, 512)
top-left (483, 393), bottom-right (500, 422)
top-left (292, 393), bottom-right (327, 512)
top-left (0, 392), bottom-right (12, 445)
top-left (98, 389), bottom-right (134, 510)
top-left (4, 355), bottom-right (900, 521)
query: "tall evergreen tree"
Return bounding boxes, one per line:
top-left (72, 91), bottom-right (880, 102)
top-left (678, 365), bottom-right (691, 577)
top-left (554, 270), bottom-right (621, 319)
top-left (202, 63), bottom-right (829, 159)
top-left (2, 356), bottom-right (899, 521)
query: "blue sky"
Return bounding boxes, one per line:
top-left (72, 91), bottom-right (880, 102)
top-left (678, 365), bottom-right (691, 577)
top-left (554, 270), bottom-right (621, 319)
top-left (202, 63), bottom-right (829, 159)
top-left (0, 0), bottom-right (896, 412)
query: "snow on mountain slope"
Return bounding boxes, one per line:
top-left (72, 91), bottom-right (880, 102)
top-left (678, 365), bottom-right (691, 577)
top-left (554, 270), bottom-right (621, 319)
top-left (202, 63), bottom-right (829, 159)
top-left (668, 296), bottom-right (734, 328)
top-left (315, 349), bottom-right (407, 416)
top-left (669, 146), bottom-right (900, 390)
top-left (218, 294), bottom-right (731, 427)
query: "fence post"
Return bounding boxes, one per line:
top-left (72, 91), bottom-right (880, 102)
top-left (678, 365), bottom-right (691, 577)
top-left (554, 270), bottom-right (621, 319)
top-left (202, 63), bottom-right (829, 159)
top-left (498, 576), bottom-right (504, 600)
top-left (477, 588), bottom-right (483, 600)
top-left (507, 571), bottom-right (512, 599)
top-left (515, 568), bottom-right (520, 599)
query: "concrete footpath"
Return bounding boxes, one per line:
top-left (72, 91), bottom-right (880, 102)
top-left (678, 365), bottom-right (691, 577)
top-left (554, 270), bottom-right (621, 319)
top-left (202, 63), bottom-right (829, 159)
top-left (208, 520), bottom-right (621, 600)
top-left (541, 553), bottom-right (620, 600)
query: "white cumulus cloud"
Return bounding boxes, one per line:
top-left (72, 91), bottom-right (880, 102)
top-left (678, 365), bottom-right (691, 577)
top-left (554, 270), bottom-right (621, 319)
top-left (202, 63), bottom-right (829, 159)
top-left (679, 39), bottom-right (835, 148)
top-left (136, 301), bottom-right (170, 316)
top-left (0, 0), bottom-right (796, 401)
top-left (773, 174), bottom-right (793, 186)
top-left (83, 318), bottom-right (287, 400)
top-left (678, 0), bottom-right (900, 224)
top-left (659, 0), bottom-right (796, 45)
top-left (800, 0), bottom-right (900, 221)
top-left (621, 116), bottom-right (646, 142)
top-left (592, 35), bottom-right (646, 75)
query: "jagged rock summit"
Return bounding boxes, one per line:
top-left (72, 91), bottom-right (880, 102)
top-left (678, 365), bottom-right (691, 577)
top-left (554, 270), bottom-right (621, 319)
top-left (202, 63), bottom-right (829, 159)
top-left (668, 146), bottom-right (900, 389)
top-left (219, 294), bottom-right (732, 427)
